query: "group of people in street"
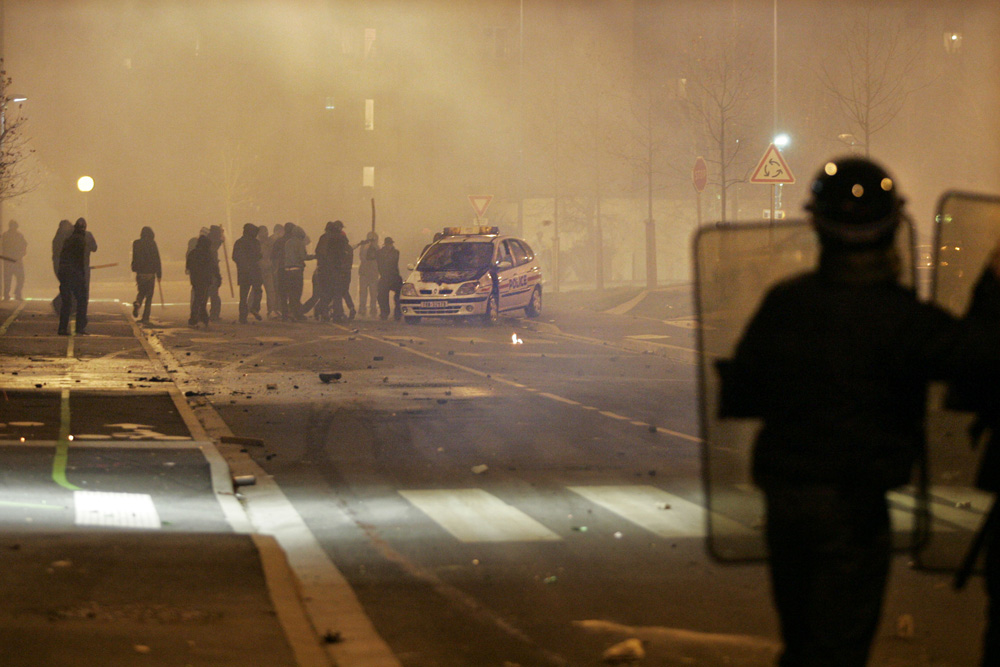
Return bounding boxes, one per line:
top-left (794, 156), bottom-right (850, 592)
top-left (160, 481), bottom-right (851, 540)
top-left (181, 219), bottom-right (402, 329)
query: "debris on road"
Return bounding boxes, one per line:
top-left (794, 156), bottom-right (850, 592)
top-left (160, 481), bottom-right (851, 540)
top-left (220, 436), bottom-right (265, 447)
top-left (471, 464), bottom-right (488, 474)
top-left (319, 372), bottom-right (343, 383)
top-left (602, 638), bottom-right (645, 664)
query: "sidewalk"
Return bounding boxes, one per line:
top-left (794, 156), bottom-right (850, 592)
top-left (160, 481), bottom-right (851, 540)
top-left (0, 299), bottom-right (332, 666)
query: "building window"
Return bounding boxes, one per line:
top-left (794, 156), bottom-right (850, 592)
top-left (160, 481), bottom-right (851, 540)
top-left (325, 97), bottom-right (336, 111)
top-left (943, 31), bottom-right (963, 54)
top-left (365, 28), bottom-right (377, 59)
top-left (365, 99), bottom-right (374, 130)
top-left (363, 166), bottom-right (375, 188)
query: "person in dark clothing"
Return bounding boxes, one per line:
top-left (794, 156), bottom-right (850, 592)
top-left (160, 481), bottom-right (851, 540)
top-left (280, 223), bottom-right (310, 321)
top-left (232, 223), bottom-right (263, 323)
top-left (130, 226), bottom-right (162, 324)
top-left (303, 221), bottom-right (338, 321)
top-left (326, 221), bottom-right (356, 322)
top-left (186, 235), bottom-right (218, 329)
top-left (57, 218), bottom-right (94, 335)
top-left (51, 219), bottom-right (75, 314)
top-left (376, 236), bottom-right (402, 321)
top-left (207, 225), bottom-right (225, 321)
top-left (1, 220), bottom-right (27, 301)
top-left (717, 157), bottom-right (1000, 667)
top-left (357, 231), bottom-right (379, 317)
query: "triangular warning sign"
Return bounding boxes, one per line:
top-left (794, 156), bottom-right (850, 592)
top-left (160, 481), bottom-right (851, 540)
top-left (750, 144), bottom-right (796, 184)
top-left (469, 195), bottom-right (493, 218)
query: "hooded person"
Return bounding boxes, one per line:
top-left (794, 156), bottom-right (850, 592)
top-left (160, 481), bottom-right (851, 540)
top-left (130, 226), bottom-right (162, 324)
top-left (717, 157), bottom-right (1000, 666)
top-left (207, 224), bottom-right (225, 321)
top-left (232, 222), bottom-right (263, 323)
top-left (57, 218), bottom-right (93, 335)
top-left (257, 225), bottom-right (278, 318)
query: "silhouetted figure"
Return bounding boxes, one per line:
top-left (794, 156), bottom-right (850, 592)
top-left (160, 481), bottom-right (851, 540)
top-left (186, 235), bottom-right (217, 329)
top-left (357, 231), bottom-right (379, 317)
top-left (718, 157), bottom-right (1000, 667)
top-left (207, 225), bottom-right (225, 321)
top-left (51, 219), bottom-right (74, 314)
top-left (57, 218), bottom-right (95, 335)
top-left (130, 226), bottom-right (161, 324)
top-left (280, 223), bottom-right (310, 321)
top-left (1, 220), bottom-right (27, 300)
top-left (303, 221), bottom-right (339, 321)
top-left (376, 236), bottom-right (402, 321)
top-left (257, 225), bottom-right (277, 318)
top-left (232, 223), bottom-right (263, 323)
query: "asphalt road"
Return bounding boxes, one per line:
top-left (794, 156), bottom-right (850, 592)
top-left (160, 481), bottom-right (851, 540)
top-left (143, 288), bottom-right (988, 667)
top-left (2, 287), bottom-right (992, 666)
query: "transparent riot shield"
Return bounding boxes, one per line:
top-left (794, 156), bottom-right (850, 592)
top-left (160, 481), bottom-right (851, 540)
top-left (916, 192), bottom-right (1000, 573)
top-left (695, 218), bottom-right (916, 562)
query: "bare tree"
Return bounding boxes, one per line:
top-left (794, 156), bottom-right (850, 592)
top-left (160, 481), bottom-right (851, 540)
top-left (818, 2), bottom-right (923, 157)
top-left (683, 28), bottom-right (766, 223)
top-left (614, 82), bottom-right (676, 287)
top-left (0, 62), bottom-right (34, 205)
top-left (211, 140), bottom-right (258, 243)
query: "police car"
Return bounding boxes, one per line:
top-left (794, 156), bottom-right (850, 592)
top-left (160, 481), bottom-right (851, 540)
top-left (399, 226), bottom-right (543, 325)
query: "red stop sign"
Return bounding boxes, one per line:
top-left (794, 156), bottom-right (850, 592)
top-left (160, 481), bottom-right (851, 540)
top-left (692, 156), bottom-right (708, 193)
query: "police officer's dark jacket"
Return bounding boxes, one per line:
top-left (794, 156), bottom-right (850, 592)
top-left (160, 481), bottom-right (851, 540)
top-left (718, 244), bottom-right (1000, 490)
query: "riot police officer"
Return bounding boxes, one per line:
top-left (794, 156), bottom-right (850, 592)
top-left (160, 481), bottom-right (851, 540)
top-left (718, 157), bottom-right (1000, 666)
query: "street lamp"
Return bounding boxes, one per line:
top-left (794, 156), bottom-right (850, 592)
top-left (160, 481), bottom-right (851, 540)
top-left (77, 176), bottom-right (94, 218)
top-left (774, 133), bottom-right (790, 149)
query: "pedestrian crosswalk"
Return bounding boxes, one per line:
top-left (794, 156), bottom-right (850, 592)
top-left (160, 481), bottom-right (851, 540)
top-left (394, 484), bottom-right (989, 544)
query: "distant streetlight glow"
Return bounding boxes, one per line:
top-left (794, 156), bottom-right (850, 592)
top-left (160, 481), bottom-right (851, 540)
top-left (77, 176), bottom-right (95, 192)
top-left (774, 133), bottom-right (790, 149)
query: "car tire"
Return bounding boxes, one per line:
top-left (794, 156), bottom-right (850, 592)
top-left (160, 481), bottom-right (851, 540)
top-left (404, 316), bottom-right (421, 325)
top-left (525, 286), bottom-right (542, 318)
top-left (483, 293), bottom-right (499, 326)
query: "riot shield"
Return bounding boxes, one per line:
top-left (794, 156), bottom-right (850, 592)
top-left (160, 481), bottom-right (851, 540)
top-left (695, 218), bottom-right (916, 562)
top-left (916, 192), bottom-right (1000, 572)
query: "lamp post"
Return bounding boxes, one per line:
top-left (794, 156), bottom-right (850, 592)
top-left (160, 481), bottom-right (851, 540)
top-left (77, 176), bottom-right (94, 219)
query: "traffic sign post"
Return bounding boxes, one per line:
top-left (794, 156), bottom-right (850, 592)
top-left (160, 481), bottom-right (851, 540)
top-left (693, 156), bottom-right (708, 227)
top-left (749, 144), bottom-right (795, 223)
top-left (468, 195), bottom-right (493, 223)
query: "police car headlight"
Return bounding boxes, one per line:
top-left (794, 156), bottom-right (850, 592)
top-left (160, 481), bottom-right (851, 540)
top-left (401, 283), bottom-right (417, 297)
top-left (456, 282), bottom-right (478, 296)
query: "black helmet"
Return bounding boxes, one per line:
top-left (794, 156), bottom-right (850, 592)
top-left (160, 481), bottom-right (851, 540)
top-left (806, 157), bottom-right (903, 245)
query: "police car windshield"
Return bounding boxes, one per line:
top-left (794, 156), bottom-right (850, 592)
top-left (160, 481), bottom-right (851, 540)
top-left (417, 241), bottom-right (493, 272)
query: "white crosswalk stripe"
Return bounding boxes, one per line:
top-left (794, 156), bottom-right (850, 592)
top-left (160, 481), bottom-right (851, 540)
top-left (395, 485), bottom-right (979, 545)
top-left (569, 485), bottom-right (755, 538)
top-left (399, 489), bottom-right (561, 543)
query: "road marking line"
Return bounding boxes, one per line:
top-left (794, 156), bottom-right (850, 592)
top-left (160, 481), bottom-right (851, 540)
top-left (53, 388), bottom-right (80, 491)
top-left (568, 485), bottom-right (754, 538)
top-left (0, 301), bottom-right (25, 335)
top-left (399, 489), bottom-right (562, 543)
top-left (599, 411), bottom-right (630, 421)
top-left (255, 336), bottom-right (295, 343)
top-left (538, 392), bottom-right (579, 405)
top-left (626, 334), bottom-right (671, 341)
top-left (888, 490), bottom-right (980, 531)
top-left (74, 490), bottom-right (161, 529)
top-left (358, 331), bottom-right (702, 444)
top-left (603, 290), bottom-right (648, 316)
top-left (0, 500), bottom-right (66, 511)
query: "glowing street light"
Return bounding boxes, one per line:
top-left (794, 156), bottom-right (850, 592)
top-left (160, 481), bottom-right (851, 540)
top-left (774, 133), bottom-right (791, 149)
top-left (77, 176), bottom-right (94, 218)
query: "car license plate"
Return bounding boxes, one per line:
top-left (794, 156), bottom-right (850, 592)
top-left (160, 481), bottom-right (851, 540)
top-left (421, 301), bottom-right (448, 308)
